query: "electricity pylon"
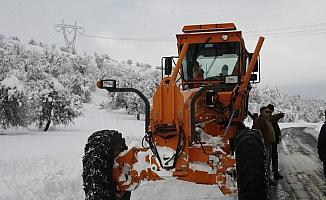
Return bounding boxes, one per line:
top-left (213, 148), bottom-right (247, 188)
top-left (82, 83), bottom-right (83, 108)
top-left (54, 19), bottom-right (84, 54)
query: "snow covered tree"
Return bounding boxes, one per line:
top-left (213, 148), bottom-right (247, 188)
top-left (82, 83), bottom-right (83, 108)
top-left (0, 35), bottom-right (100, 132)
top-left (11, 36), bottom-right (20, 41)
top-left (110, 92), bottom-right (127, 110)
top-left (29, 79), bottom-right (82, 131)
top-left (99, 61), bottom-right (160, 116)
top-left (249, 86), bottom-right (326, 123)
top-left (0, 74), bottom-right (30, 130)
top-left (94, 53), bottom-right (105, 70)
top-left (59, 73), bottom-right (92, 103)
top-left (127, 59), bottom-right (133, 65)
top-left (60, 46), bottom-right (69, 53)
top-left (28, 38), bottom-right (37, 45)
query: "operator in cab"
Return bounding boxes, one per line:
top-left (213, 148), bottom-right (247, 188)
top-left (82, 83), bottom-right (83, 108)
top-left (193, 60), bottom-right (204, 80)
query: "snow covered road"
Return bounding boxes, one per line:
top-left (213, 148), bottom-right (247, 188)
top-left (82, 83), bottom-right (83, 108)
top-left (1, 90), bottom-right (325, 200)
top-left (270, 127), bottom-right (326, 200)
top-left (0, 94), bottom-right (235, 200)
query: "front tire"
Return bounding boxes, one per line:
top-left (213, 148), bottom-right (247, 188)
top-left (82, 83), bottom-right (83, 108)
top-left (82, 130), bottom-right (131, 200)
top-left (235, 129), bottom-right (269, 200)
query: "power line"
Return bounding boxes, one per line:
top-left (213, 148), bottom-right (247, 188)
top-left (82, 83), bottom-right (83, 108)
top-left (80, 34), bottom-right (174, 42)
top-left (245, 26), bottom-right (326, 39)
top-left (245, 22), bottom-right (326, 34)
top-left (78, 22), bottom-right (326, 42)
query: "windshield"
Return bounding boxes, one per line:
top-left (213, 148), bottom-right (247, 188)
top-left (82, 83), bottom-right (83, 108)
top-left (182, 42), bottom-right (240, 81)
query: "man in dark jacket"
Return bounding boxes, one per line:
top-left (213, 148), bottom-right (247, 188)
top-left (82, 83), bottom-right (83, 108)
top-left (267, 104), bottom-right (285, 180)
top-left (317, 110), bottom-right (326, 178)
top-left (253, 106), bottom-right (276, 185)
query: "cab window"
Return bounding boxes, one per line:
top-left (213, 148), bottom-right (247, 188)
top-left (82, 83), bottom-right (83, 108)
top-left (182, 42), bottom-right (240, 81)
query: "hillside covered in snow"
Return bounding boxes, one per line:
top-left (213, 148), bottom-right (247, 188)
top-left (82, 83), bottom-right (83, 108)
top-left (0, 34), bottom-right (325, 133)
top-left (249, 85), bottom-right (326, 123)
top-left (0, 35), bottom-right (159, 132)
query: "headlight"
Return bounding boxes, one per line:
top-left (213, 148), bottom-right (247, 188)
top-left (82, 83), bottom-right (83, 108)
top-left (102, 80), bottom-right (116, 88)
top-left (97, 79), bottom-right (117, 89)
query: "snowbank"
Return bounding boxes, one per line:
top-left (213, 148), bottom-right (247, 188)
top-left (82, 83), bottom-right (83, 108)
top-left (0, 89), bottom-right (322, 200)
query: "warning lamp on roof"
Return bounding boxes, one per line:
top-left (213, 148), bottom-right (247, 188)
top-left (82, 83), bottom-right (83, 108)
top-left (182, 23), bottom-right (236, 33)
top-left (221, 34), bottom-right (228, 41)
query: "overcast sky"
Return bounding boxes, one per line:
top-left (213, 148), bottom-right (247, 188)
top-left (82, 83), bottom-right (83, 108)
top-left (0, 0), bottom-right (325, 99)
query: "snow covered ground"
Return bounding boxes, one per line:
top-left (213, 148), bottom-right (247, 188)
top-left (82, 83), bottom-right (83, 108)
top-left (0, 89), bottom-right (323, 200)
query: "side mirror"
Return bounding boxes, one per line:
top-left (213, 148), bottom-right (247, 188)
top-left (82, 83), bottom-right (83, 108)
top-left (164, 57), bottom-right (173, 76)
top-left (248, 53), bottom-right (260, 83)
top-left (250, 74), bottom-right (258, 81)
top-left (249, 53), bottom-right (259, 72)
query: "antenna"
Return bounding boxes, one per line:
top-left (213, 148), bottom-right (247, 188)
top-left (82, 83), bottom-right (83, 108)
top-left (54, 19), bottom-right (84, 54)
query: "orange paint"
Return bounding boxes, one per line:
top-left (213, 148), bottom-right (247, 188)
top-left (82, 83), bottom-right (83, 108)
top-left (110, 23), bottom-right (264, 196)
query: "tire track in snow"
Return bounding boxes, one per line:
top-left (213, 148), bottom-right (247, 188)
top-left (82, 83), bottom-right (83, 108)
top-left (271, 127), bottom-right (326, 200)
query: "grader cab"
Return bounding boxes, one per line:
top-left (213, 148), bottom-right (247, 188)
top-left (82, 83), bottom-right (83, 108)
top-left (83, 23), bottom-right (268, 200)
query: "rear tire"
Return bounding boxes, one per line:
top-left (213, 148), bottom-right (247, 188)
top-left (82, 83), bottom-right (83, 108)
top-left (235, 129), bottom-right (269, 200)
top-left (82, 130), bottom-right (131, 200)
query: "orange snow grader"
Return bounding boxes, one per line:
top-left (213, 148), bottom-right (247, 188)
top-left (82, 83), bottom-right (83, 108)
top-left (83, 23), bottom-right (268, 200)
